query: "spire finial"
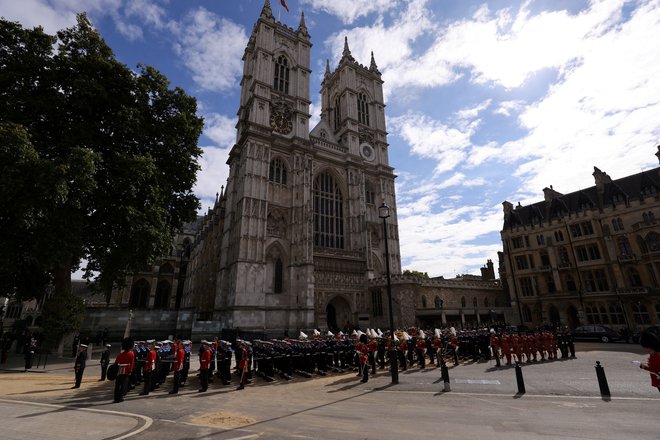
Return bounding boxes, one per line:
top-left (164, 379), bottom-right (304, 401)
top-left (325, 58), bottom-right (331, 76)
top-left (341, 36), bottom-right (355, 63)
top-left (297, 11), bottom-right (309, 37)
top-left (369, 51), bottom-right (380, 73)
top-left (261, 0), bottom-right (273, 19)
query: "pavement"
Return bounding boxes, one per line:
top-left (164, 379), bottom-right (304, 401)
top-left (0, 342), bottom-right (659, 439)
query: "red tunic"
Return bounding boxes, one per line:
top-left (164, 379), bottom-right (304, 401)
top-left (368, 340), bottom-right (378, 353)
top-left (200, 348), bottom-right (211, 370)
top-left (645, 352), bottom-right (660, 387)
top-left (356, 342), bottom-right (369, 365)
top-left (115, 350), bottom-right (134, 375)
top-left (172, 348), bottom-right (184, 372)
top-left (143, 349), bottom-right (156, 373)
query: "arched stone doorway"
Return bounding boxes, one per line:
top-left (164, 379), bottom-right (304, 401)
top-left (548, 304), bottom-right (560, 326)
top-left (326, 295), bottom-right (352, 332)
top-left (566, 305), bottom-right (580, 329)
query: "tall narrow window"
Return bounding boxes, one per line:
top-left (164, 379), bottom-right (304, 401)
top-left (357, 92), bottom-right (370, 125)
top-left (364, 180), bottom-right (375, 205)
top-left (333, 97), bottom-right (341, 130)
top-left (274, 258), bottom-right (283, 293)
top-left (269, 158), bottom-right (287, 184)
top-left (314, 172), bottom-right (344, 249)
top-left (372, 291), bottom-right (383, 317)
top-left (274, 55), bottom-right (289, 94)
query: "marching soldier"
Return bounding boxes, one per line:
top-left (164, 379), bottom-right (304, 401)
top-left (198, 340), bottom-right (211, 392)
top-left (100, 344), bottom-right (111, 380)
top-left (139, 340), bottom-right (157, 396)
top-left (113, 338), bottom-right (134, 403)
top-left (356, 333), bottom-right (369, 383)
top-left (489, 330), bottom-right (501, 367)
top-left (236, 341), bottom-right (249, 390)
top-left (416, 330), bottom-right (427, 369)
top-left (169, 340), bottom-right (185, 395)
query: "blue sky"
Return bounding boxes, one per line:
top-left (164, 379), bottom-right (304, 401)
top-left (3, 0), bottom-right (660, 278)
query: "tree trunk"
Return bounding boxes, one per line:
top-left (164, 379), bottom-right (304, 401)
top-left (53, 260), bottom-right (72, 297)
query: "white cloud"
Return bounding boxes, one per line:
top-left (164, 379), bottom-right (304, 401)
top-left (194, 145), bottom-right (231, 211)
top-left (172, 8), bottom-right (248, 92)
top-left (301, 0), bottom-right (397, 24)
top-left (203, 113), bottom-right (236, 147)
top-left (494, 100), bottom-right (526, 117)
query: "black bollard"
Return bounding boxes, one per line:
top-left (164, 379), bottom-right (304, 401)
top-left (515, 362), bottom-right (526, 394)
top-left (595, 361), bottom-right (610, 397)
top-left (441, 359), bottom-right (451, 392)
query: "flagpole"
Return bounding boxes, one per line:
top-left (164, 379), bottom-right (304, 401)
top-left (278, 3), bottom-right (281, 22)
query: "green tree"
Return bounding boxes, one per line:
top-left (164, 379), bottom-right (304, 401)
top-left (402, 270), bottom-right (429, 279)
top-left (40, 291), bottom-right (85, 347)
top-left (0, 15), bottom-right (203, 301)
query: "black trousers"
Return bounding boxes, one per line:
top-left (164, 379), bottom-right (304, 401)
top-left (114, 374), bottom-right (128, 402)
top-left (199, 368), bottom-right (209, 391)
top-left (142, 371), bottom-right (152, 394)
top-left (171, 371), bottom-right (181, 394)
top-left (100, 364), bottom-right (108, 380)
top-left (360, 363), bottom-right (369, 382)
top-left (74, 368), bottom-right (84, 387)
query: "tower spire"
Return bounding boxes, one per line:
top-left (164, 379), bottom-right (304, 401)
top-left (297, 11), bottom-right (310, 37)
top-left (325, 58), bottom-right (331, 76)
top-left (261, 0), bottom-right (274, 19)
top-left (341, 36), bottom-right (354, 63)
top-left (369, 51), bottom-right (380, 74)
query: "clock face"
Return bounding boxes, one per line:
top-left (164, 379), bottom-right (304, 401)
top-left (360, 143), bottom-right (375, 161)
top-left (270, 109), bottom-right (293, 134)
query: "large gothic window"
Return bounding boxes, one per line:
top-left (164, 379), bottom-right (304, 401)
top-left (274, 258), bottom-right (283, 293)
top-left (154, 280), bottom-right (171, 309)
top-left (314, 172), bottom-right (344, 249)
top-left (333, 97), bottom-right (341, 130)
top-left (129, 279), bottom-right (150, 308)
top-left (357, 92), bottom-right (370, 125)
top-left (274, 55), bottom-right (290, 94)
top-left (269, 158), bottom-right (287, 185)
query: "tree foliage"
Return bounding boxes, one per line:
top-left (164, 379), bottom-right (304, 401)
top-left (0, 15), bottom-right (203, 301)
top-left (402, 270), bottom-right (429, 279)
top-left (40, 291), bottom-right (85, 347)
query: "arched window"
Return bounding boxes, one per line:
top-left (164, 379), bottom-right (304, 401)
top-left (357, 92), bottom-right (370, 125)
top-left (628, 268), bottom-right (642, 287)
top-left (461, 296), bottom-right (466, 308)
top-left (154, 280), bottom-right (171, 309)
top-left (274, 55), bottom-right (289, 94)
top-left (314, 172), bottom-right (344, 249)
top-left (274, 258), bottom-right (283, 293)
top-left (269, 158), bottom-right (288, 185)
top-left (522, 305), bottom-right (532, 322)
top-left (421, 296), bottom-right (427, 308)
top-left (558, 246), bottom-right (569, 264)
top-left (434, 296), bottom-right (442, 310)
top-left (618, 237), bottom-right (633, 256)
top-left (646, 232), bottom-right (660, 252)
top-left (484, 297), bottom-right (489, 308)
top-left (129, 279), bottom-right (150, 308)
top-left (333, 97), bottom-right (341, 130)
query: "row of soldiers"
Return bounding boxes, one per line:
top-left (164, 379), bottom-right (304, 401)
top-left (92, 326), bottom-right (577, 401)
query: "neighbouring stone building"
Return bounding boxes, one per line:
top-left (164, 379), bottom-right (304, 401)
top-left (499, 147), bottom-right (660, 331)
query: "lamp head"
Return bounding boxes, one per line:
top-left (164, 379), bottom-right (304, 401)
top-left (378, 203), bottom-right (390, 219)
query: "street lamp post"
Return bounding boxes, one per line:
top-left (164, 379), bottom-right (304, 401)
top-left (379, 202), bottom-right (399, 384)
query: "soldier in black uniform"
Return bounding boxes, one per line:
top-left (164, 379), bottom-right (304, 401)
top-left (72, 344), bottom-right (87, 388)
top-left (100, 344), bottom-right (111, 380)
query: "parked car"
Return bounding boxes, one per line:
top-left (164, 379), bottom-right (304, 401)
top-left (632, 325), bottom-right (660, 344)
top-left (570, 325), bottom-right (620, 343)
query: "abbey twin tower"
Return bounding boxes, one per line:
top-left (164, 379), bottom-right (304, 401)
top-left (178, 1), bottom-right (402, 334)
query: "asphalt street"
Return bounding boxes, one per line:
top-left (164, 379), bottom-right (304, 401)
top-left (1, 342), bottom-right (659, 440)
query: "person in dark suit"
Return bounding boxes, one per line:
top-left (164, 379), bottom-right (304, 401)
top-left (99, 344), bottom-right (111, 381)
top-left (72, 344), bottom-right (87, 388)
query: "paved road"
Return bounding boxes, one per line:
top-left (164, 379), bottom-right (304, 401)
top-left (1, 343), bottom-right (659, 439)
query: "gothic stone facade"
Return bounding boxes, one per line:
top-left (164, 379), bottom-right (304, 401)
top-left (500, 148), bottom-right (660, 331)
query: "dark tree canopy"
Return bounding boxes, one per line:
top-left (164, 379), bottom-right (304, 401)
top-left (0, 14), bottom-right (203, 301)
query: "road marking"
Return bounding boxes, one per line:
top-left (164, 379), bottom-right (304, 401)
top-left (224, 435), bottom-right (259, 440)
top-left (0, 398), bottom-right (153, 439)
top-left (366, 390), bottom-right (660, 401)
top-left (454, 379), bottom-right (501, 385)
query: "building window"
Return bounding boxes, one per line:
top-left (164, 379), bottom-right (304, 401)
top-left (558, 246), bottom-right (570, 265)
top-left (565, 274), bottom-right (576, 291)
top-left (461, 296), bottom-right (466, 308)
top-left (585, 305), bottom-right (600, 324)
top-left (314, 172), bottom-right (344, 249)
top-left (154, 280), bottom-right (171, 309)
top-left (357, 92), bottom-right (370, 125)
top-left (422, 296), bottom-right (427, 308)
top-left (333, 97), bottom-right (341, 130)
top-left (536, 234), bottom-right (545, 245)
top-left (609, 304), bottom-right (625, 325)
top-left (540, 252), bottom-right (550, 266)
top-left (545, 274), bottom-right (556, 293)
top-left (522, 305), bottom-right (532, 322)
top-left (129, 279), bottom-right (150, 308)
top-left (515, 255), bottom-right (529, 270)
top-left (434, 296), bottom-right (443, 310)
top-left (519, 277), bottom-right (534, 297)
top-left (372, 291), bottom-right (383, 317)
top-left (511, 236), bottom-right (524, 249)
top-left (554, 230), bottom-right (564, 242)
top-left (364, 181), bottom-right (375, 205)
top-left (628, 268), bottom-right (642, 287)
top-left (484, 297), bottom-right (489, 307)
top-left (646, 232), bottom-right (660, 251)
top-left (612, 217), bottom-right (624, 231)
top-left (274, 55), bottom-right (290, 94)
top-left (270, 258), bottom-right (282, 293)
top-left (633, 303), bottom-right (650, 325)
top-left (618, 237), bottom-right (633, 256)
top-left (269, 158), bottom-right (288, 185)
top-left (583, 269), bottom-right (609, 292)
top-left (576, 244), bottom-right (601, 262)
top-left (473, 297), bottom-right (478, 307)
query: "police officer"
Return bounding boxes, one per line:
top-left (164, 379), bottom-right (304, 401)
top-left (72, 344), bottom-right (87, 388)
